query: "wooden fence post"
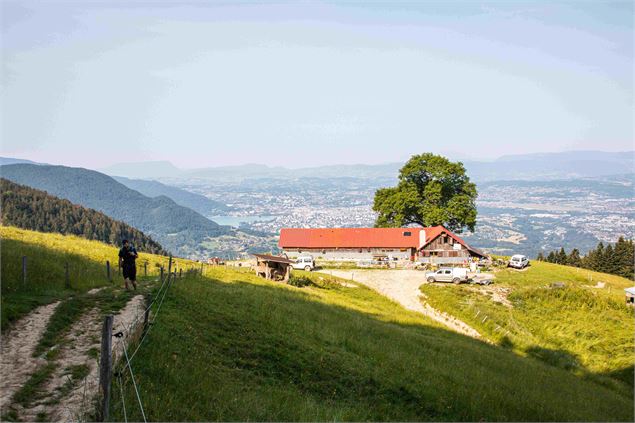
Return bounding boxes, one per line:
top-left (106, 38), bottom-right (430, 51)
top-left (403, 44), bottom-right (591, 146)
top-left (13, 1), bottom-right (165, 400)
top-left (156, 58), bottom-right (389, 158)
top-left (99, 315), bottom-right (113, 422)
top-left (160, 267), bottom-right (164, 282)
top-left (106, 261), bottom-right (112, 282)
top-left (144, 262), bottom-right (147, 277)
top-left (167, 256), bottom-right (173, 286)
top-left (142, 295), bottom-right (152, 338)
top-left (22, 256), bottom-right (27, 286)
top-left (179, 268), bottom-right (182, 279)
top-left (65, 262), bottom-right (70, 289)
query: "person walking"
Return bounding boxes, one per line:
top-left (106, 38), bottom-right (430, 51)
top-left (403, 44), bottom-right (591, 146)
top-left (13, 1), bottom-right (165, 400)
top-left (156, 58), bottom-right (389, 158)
top-left (118, 239), bottom-right (138, 290)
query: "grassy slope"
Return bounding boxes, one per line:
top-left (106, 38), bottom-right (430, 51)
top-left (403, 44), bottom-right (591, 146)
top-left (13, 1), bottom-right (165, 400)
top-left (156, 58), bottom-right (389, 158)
top-left (2, 227), bottom-right (632, 421)
top-left (113, 267), bottom-right (633, 422)
top-left (0, 226), bottom-right (195, 328)
top-left (420, 262), bottom-right (634, 391)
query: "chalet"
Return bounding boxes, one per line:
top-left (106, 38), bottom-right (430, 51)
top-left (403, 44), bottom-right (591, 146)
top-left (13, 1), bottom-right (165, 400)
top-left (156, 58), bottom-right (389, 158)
top-left (278, 226), bottom-right (487, 264)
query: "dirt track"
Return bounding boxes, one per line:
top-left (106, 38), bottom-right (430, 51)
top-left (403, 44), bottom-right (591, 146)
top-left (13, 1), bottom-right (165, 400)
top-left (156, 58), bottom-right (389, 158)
top-left (321, 269), bottom-right (482, 338)
top-left (0, 301), bottom-right (61, 412)
top-left (1, 293), bottom-right (146, 421)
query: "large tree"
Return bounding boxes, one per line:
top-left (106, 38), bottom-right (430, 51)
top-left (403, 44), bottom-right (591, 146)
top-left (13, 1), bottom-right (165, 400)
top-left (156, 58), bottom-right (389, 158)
top-left (373, 153), bottom-right (478, 233)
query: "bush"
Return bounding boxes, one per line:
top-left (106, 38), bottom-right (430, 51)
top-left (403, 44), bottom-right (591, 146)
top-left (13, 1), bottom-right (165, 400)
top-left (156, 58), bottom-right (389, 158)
top-left (288, 276), bottom-right (312, 287)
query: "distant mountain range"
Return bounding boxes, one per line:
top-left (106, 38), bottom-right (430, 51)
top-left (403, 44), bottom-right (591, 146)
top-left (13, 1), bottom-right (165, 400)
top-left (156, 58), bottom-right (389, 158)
top-left (0, 157), bottom-right (43, 166)
top-left (98, 150), bottom-right (634, 182)
top-left (113, 176), bottom-right (230, 216)
top-left (0, 178), bottom-right (167, 254)
top-left (0, 164), bottom-right (229, 257)
top-left (99, 160), bottom-right (182, 178)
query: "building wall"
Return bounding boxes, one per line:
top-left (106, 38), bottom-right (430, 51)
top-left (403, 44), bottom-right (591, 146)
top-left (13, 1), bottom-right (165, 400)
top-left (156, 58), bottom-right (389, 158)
top-left (283, 247), bottom-right (413, 261)
top-left (420, 235), bottom-right (470, 258)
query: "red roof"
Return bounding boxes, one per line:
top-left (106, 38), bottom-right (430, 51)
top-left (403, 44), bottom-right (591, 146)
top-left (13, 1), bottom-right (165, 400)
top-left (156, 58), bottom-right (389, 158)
top-left (278, 226), bottom-right (486, 257)
top-left (279, 227), bottom-right (424, 249)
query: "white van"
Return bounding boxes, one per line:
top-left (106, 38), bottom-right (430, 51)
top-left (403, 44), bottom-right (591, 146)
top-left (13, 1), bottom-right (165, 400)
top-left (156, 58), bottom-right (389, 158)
top-left (291, 255), bottom-right (315, 271)
top-left (425, 267), bottom-right (469, 284)
top-left (508, 255), bottom-right (529, 269)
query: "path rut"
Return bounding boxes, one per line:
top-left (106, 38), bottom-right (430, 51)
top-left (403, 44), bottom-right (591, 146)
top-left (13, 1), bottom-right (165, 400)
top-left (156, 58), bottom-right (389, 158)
top-left (0, 301), bottom-right (61, 412)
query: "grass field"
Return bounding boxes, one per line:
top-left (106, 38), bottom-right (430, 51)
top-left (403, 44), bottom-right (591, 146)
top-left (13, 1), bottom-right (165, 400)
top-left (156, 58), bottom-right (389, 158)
top-left (419, 262), bottom-right (634, 392)
top-left (2, 226), bottom-right (633, 421)
top-left (0, 226), bottom-right (196, 328)
top-left (112, 266), bottom-right (633, 421)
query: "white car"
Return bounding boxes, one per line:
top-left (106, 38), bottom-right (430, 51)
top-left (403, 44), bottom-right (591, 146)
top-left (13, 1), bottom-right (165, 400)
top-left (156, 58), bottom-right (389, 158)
top-left (425, 267), bottom-right (469, 284)
top-left (508, 254), bottom-right (529, 269)
top-left (291, 255), bottom-right (315, 271)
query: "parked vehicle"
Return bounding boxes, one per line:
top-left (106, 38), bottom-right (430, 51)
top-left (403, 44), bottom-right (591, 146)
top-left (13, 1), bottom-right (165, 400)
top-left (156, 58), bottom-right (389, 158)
top-left (291, 255), bottom-right (315, 271)
top-left (508, 254), bottom-right (529, 269)
top-left (425, 267), bottom-right (469, 284)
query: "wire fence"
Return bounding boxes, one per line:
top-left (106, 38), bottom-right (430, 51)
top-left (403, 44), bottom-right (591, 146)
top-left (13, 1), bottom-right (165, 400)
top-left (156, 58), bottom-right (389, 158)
top-left (98, 257), bottom-right (205, 422)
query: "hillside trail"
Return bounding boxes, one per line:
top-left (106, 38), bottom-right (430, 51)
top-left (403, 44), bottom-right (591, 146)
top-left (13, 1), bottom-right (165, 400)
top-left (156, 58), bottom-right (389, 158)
top-left (0, 301), bottom-right (61, 412)
top-left (3, 293), bottom-right (145, 422)
top-left (320, 269), bottom-right (482, 339)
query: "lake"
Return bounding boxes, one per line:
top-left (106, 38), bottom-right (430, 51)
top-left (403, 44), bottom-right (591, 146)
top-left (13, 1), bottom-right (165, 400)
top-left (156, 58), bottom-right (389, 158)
top-left (210, 215), bottom-right (276, 227)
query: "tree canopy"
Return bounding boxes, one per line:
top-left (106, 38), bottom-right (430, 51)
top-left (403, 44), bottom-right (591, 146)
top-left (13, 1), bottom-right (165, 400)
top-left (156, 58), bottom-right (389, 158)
top-left (0, 178), bottom-right (167, 255)
top-left (373, 153), bottom-right (478, 233)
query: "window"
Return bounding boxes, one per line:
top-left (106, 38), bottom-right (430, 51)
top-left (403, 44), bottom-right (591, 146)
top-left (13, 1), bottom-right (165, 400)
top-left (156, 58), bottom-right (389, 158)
top-left (403, 231), bottom-right (412, 236)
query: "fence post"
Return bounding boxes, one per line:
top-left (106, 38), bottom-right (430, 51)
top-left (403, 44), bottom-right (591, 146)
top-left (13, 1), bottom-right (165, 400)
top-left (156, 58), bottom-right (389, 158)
top-left (143, 295), bottom-right (151, 338)
top-left (144, 262), bottom-right (147, 277)
top-left (167, 256), bottom-right (173, 286)
top-left (99, 315), bottom-right (113, 422)
top-left (179, 268), bottom-right (182, 279)
top-left (65, 262), bottom-right (70, 289)
top-left (22, 256), bottom-right (27, 286)
top-left (160, 267), bottom-right (164, 282)
top-left (106, 261), bottom-right (112, 283)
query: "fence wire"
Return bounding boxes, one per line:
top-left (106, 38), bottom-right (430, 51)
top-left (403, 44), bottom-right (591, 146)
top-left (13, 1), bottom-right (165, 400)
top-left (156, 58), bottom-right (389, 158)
top-left (108, 265), bottom-right (188, 421)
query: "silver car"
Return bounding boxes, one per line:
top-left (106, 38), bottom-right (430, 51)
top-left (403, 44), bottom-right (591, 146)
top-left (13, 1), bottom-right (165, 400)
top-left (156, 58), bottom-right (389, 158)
top-left (425, 267), bottom-right (468, 284)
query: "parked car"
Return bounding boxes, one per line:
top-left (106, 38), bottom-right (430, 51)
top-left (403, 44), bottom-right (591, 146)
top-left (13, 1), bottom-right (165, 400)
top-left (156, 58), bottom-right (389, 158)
top-left (508, 254), bottom-right (529, 269)
top-left (291, 255), bottom-right (315, 271)
top-left (425, 267), bottom-right (469, 284)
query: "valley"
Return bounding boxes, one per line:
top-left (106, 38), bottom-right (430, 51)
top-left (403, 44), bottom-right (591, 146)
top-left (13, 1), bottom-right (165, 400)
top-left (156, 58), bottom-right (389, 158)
top-left (167, 173), bottom-right (635, 258)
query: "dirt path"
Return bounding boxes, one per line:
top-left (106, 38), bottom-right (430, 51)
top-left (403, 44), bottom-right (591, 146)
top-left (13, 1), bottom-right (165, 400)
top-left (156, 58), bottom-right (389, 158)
top-left (0, 301), bottom-right (61, 412)
top-left (321, 269), bottom-right (482, 338)
top-left (3, 294), bottom-right (146, 422)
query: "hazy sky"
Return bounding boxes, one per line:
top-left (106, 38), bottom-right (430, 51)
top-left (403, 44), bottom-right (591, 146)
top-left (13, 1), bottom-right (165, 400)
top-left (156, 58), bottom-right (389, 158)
top-left (2, 1), bottom-right (633, 168)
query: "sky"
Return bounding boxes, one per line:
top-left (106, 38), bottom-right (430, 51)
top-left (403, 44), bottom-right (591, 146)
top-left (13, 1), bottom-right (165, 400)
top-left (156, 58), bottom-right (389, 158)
top-left (1, 0), bottom-right (633, 169)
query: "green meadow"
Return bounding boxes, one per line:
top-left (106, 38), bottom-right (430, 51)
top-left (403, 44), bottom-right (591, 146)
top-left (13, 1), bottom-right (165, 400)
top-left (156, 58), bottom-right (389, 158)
top-left (0, 226), bottom-right (196, 328)
top-left (419, 261), bottom-right (634, 391)
top-left (113, 267), bottom-right (633, 421)
top-left (1, 227), bottom-right (633, 421)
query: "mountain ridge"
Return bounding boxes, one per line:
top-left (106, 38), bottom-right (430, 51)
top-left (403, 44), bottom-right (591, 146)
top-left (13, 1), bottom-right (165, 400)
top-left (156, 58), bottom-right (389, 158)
top-left (0, 164), bottom-right (228, 257)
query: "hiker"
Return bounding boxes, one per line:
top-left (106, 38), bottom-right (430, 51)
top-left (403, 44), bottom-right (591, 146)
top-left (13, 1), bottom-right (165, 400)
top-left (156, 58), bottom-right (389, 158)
top-left (119, 239), bottom-right (138, 290)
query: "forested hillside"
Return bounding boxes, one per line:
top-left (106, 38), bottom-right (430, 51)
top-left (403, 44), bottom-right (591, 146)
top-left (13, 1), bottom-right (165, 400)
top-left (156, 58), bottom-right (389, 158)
top-left (113, 176), bottom-right (229, 216)
top-left (0, 178), bottom-right (167, 254)
top-left (0, 164), bottom-right (229, 257)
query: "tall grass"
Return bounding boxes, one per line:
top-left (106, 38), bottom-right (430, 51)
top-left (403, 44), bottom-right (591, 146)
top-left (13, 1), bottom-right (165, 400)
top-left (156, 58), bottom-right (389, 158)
top-left (112, 267), bottom-right (633, 422)
top-left (419, 261), bottom-right (634, 392)
top-left (0, 226), bottom-right (196, 327)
